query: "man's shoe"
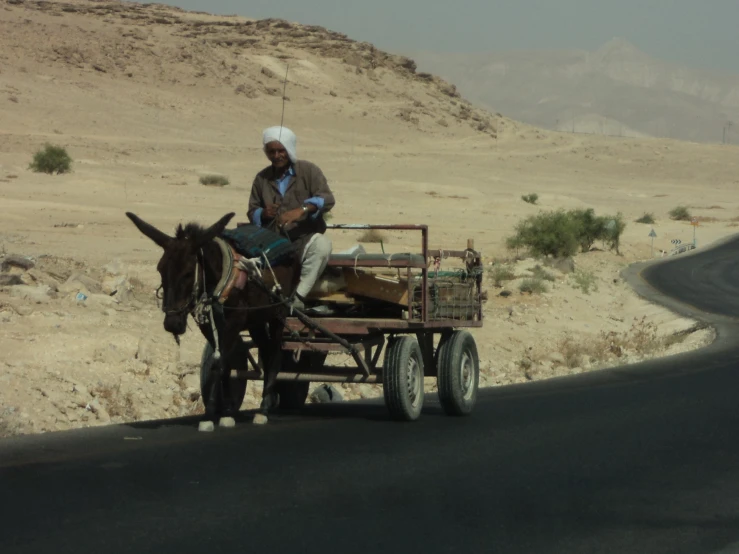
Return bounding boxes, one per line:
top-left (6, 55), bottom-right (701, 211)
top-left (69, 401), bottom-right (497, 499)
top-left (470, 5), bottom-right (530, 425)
top-left (289, 294), bottom-right (305, 311)
top-left (305, 304), bottom-right (333, 316)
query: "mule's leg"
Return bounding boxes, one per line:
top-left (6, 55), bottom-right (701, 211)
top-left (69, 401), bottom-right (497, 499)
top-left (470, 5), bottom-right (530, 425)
top-left (247, 322), bottom-right (276, 420)
top-left (216, 326), bottom-right (246, 428)
top-left (199, 327), bottom-right (237, 431)
top-left (258, 321), bottom-right (283, 418)
top-left (199, 344), bottom-right (222, 432)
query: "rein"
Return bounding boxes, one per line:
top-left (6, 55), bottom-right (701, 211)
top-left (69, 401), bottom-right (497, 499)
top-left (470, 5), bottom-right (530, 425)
top-left (157, 258), bottom-right (202, 316)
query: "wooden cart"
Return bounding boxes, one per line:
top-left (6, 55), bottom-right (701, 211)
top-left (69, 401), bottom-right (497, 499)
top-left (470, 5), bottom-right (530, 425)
top-left (200, 224), bottom-right (485, 421)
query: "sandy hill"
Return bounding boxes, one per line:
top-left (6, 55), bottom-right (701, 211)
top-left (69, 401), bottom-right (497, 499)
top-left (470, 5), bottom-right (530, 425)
top-left (0, 0), bottom-right (738, 436)
top-left (411, 38), bottom-right (739, 144)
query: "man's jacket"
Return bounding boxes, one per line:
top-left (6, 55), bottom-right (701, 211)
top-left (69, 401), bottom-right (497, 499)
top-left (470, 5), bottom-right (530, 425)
top-left (247, 160), bottom-right (335, 244)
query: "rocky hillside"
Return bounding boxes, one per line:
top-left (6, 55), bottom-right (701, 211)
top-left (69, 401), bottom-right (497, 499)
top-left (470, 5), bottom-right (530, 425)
top-left (0, 0), bottom-right (502, 139)
top-left (412, 38), bottom-right (739, 144)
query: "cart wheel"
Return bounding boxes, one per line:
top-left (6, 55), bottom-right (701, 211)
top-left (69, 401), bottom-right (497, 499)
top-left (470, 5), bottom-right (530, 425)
top-left (436, 330), bottom-right (479, 416)
top-left (383, 335), bottom-right (425, 421)
top-left (275, 351), bottom-right (327, 411)
top-left (275, 381), bottom-right (310, 410)
top-left (200, 337), bottom-right (248, 412)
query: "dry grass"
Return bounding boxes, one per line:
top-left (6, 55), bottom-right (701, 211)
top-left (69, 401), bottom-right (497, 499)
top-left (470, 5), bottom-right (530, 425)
top-left (519, 278), bottom-right (547, 294)
top-left (172, 391), bottom-right (204, 416)
top-left (0, 416), bottom-right (21, 438)
top-left (127, 275), bottom-right (156, 304)
top-left (531, 265), bottom-right (556, 282)
top-left (91, 383), bottom-right (140, 420)
top-left (570, 269), bottom-right (598, 294)
top-left (426, 191), bottom-right (469, 200)
top-left (695, 216), bottom-right (720, 223)
top-left (358, 229), bottom-right (385, 243)
top-left (488, 263), bottom-right (515, 287)
top-left (551, 317), bottom-right (690, 369)
top-left (199, 174), bottom-right (230, 187)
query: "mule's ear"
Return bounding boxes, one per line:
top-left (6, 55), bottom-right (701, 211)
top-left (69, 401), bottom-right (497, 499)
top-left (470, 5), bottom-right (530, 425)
top-left (125, 212), bottom-right (172, 249)
top-left (198, 212), bottom-right (236, 246)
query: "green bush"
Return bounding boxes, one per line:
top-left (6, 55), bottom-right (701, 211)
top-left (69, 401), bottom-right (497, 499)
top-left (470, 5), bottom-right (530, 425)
top-left (571, 270), bottom-right (598, 295)
top-left (669, 206), bottom-right (691, 221)
top-left (28, 143), bottom-right (72, 174)
top-left (519, 278), bottom-right (548, 294)
top-left (601, 213), bottom-right (626, 254)
top-left (635, 212), bottom-right (655, 224)
top-left (488, 264), bottom-right (516, 287)
top-left (531, 265), bottom-right (556, 282)
top-left (506, 210), bottom-right (581, 258)
top-left (521, 193), bottom-right (538, 205)
top-left (199, 175), bottom-right (230, 187)
top-left (506, 208), bottom-right (627, 257)
top-left (569, 208), bottom-right (607, 252)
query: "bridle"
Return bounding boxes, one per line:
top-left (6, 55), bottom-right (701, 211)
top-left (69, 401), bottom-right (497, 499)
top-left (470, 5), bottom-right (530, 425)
top-left (156, 254), bottom-right (204, 318)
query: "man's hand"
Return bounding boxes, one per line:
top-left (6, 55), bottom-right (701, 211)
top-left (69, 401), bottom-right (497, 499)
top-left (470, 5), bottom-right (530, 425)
top-left (264, 203), bottom-right (280, 219)
top-left (278, 206), bottom-right (307, 227)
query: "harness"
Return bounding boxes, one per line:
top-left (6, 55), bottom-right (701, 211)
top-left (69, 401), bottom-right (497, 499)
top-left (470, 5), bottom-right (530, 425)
top-left (158, 237), bottom-right (288, 360)
top-left (159, 235), bottom-right (368, 374)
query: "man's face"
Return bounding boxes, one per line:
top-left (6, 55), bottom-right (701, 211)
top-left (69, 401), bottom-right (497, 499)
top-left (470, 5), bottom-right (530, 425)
top-left (265, 140), bottom-right (289, 170)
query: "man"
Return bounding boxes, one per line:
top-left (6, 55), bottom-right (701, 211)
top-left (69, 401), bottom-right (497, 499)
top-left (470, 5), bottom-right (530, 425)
top-left (247, 126), bottom-right (335, 310)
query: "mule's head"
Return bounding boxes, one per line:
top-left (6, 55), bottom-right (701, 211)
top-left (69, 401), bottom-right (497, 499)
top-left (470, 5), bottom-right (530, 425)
top-left (125, 212), bottom-right (235, 337)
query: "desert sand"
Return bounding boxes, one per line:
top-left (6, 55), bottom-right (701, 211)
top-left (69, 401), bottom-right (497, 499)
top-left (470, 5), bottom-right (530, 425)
top-left (1, 0), bottom-right (738, 436)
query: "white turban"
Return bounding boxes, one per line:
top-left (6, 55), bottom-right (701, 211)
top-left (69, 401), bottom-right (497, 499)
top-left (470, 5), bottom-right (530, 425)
top-left (262, 126), bottom-right (297, 164)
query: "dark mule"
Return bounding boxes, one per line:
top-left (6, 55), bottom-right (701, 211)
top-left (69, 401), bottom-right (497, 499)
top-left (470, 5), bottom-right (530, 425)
top-left (125, 211), bottom-right (300, 429)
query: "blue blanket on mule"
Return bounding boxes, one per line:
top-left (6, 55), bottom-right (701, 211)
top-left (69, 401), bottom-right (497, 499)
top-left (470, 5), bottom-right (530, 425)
top-left (220, 224), bottom-right (297, 267)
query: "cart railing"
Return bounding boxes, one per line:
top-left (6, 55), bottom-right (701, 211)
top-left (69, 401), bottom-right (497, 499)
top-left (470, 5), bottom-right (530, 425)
top-left (326, 224), bottom-right (483, 324)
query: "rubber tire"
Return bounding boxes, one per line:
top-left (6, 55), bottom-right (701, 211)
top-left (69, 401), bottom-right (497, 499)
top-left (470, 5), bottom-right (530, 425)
top-left (436, 330), bottom-right (479, 416)
top-left (274, 381), bottom-right (310, 410)
top-left (273, 351), bottom-right (327, 411)
top-left (200, 337), bottom-right (249, 412)
top-left (382, 335), bottom-right (425, 421)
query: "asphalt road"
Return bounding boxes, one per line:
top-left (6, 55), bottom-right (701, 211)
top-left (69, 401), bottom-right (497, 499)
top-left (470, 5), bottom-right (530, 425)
top-left (4, 237), bottom-right (739, 554)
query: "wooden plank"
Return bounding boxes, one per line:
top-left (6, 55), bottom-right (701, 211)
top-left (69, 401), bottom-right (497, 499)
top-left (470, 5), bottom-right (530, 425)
top-left (304, 291), bottom-right (356, 304)
top-left (344, 270), bottom-right (409, 305)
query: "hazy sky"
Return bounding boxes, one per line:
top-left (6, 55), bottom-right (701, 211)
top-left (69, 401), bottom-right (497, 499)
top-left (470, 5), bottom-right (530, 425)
top-left (168, 0), bottom-right (739, 74)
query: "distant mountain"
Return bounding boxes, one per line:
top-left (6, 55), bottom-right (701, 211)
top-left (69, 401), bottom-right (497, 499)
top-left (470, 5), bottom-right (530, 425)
top-left (410, 39), bottom-right (739, 144)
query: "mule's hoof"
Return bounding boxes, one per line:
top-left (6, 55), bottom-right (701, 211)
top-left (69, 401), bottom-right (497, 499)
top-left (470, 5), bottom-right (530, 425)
top-left (252, 414), bottom-right (269, 425)
top-left (219, 417), bottom-right (236, 428)
top-left (198, 421), bottom-right (215, 432)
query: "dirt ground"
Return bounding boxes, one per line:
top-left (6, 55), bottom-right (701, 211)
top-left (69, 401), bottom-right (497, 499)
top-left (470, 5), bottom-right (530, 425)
top-left (1, 0), bottom-right (737, 437)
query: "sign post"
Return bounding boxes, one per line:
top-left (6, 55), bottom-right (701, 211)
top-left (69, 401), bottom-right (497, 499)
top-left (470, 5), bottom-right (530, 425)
top-left (648, 228), bottom-right (657, 257)
top-left (691, 217), bottom-right (699, 247)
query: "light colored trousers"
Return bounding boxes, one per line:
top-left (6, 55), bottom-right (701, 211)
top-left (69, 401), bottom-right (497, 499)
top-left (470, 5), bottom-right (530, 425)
top-left (296, 233), bottom-right (332, 299)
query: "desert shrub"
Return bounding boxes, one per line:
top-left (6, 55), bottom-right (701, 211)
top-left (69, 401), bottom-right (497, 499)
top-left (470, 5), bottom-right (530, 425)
top-left (358, 229), bottom-right (384, 243)
top-left (507, 208), bottom-right (627, 257)
top-left (601, 213), bottom-right (626, 254)
top-left (569, 208), bottom-right (607, 252)
top-left (635, 212), bottom-right (655, 224)
top-left (506, 210), bottom-right (581, 258)
top-left (0, 416), bottom-right (20, 438)
top-left (91, 383), bottom-right (139, 420)
top-left (531, 265), bottom-right (555, 282)
top-left (536, 318), bottom-right (698, 373)
top-left (570, 269), bottom-right (598, 294)
top-left (488, 264), bottom-right (516, 287)
top-left (521, 193), bottom-right (538, 205)
top-left (29, 143), bottom-right (72, 174)
top-left (669, 206), bottom-right (691, 221)
top-left (199, 175), bottom-right (230, 187)
top-left (519, 278), bottom-right (547, 294)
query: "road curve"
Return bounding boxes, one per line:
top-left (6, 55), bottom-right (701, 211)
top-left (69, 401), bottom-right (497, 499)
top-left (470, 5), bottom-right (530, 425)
top-left (4, 237), bottom-right (739, 554)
